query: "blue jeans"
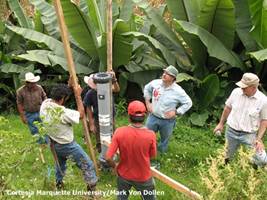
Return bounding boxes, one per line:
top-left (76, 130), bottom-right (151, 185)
top-left (146, 114), bottom-right (176, 152)
top-left (53, 141), bottom-right (98, 186)
top-left (117, 176), bottom-right (155, 200)
top-left (225, 126), bottom-right (256, 159)
top-left (25, 112), bottom-right (41, 135)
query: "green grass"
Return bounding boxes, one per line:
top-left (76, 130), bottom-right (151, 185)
top-left (0, 114), bottom-right (224, 200)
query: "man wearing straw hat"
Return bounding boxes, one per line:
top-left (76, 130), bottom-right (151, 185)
top-left (16, 72), bottom-right (47, 135)
top-left (214, 72), bottom-right (267, 164)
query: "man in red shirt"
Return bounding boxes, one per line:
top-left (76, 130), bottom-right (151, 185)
top-left (106, 100), bottom-right (157, 200)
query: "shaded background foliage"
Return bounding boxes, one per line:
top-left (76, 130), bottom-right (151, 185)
top-left (0, 0), bottom-right (267, 127)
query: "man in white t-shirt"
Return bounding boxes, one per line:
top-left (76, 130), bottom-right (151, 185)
top-left (214, 73), bottom-right (267, 164)
top-left (40, 84), bottom-right (98, 190)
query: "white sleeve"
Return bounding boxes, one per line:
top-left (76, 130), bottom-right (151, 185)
top-left (61, 108), bottom-right (80, 124)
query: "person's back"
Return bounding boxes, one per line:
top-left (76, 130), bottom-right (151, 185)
top-left (106, 100), bottom-right (157, 200)
top-left (112, 125), bottom-right (156, 181)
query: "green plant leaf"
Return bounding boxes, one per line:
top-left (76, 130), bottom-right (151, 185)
top-left (249, 49), bottom-right (267, 61)
top-left (123, 31), bottom-right (176, 66)
top-left (118, 0), bottom-right (134, 22)
top-left (17, 50), bottom-right (52, 66)
top-left (189, 111), bottom-right (209, 127)
top-left (132, 0), bottom-right (190, 66)
top-left (6, 25), bottom-right (90, 66)
top-left (7, 0), bottom-right (33, 28)
top-left (233, 0), bottom-right (259, 51)
top-left (197, 74), bottom-right (220, 108)
top-left (174, 20), bottom-right (244, 70)
top-left (86, 0), bottom-right (104, 33)
top-left (17, 50), bottom-right (92, 74)
top-left (113, 20), bottom-right (133, 68)
top-left (248, 0), bottom-right (267, 48)
top-left (166, 0), bottom-right (204, 23)
top-left (197, 0), bottom-right (235, 49)
top-left (176, 73), bottom-right (200, 83)
top-left (0, 63), bottom-right (26, 73)
top-left (30, 0), bottom-right (60, 38)
top-left (61, 0), bottom-right (98, 57)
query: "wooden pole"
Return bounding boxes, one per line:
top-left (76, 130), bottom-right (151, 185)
top-left (151, 168), bottom-right (202, 200)
top-left (53, 0), bottom-right (99, 175)
top-left (107, 0), bottom-right (112, 72)
top-left (103, 141), bottom-right (202, 199)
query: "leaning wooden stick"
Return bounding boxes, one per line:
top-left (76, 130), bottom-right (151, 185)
top-left (151, 168), bottom-right (202, 200)
top-left (53, 0), bottom-right (99, 175)
top-left (107, 0), bottom-right (112, 72)
top-left (103, 141), bottom-right (202, 200)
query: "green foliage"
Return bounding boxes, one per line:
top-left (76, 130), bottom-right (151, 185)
top-left (7, 0), bottom-right (33, 28)
top-left (0, 114), bottom-right (224, 199)
top-left (248, 0), bottom-right (267, 48)
top-left (189, 111), bottom-right (209, 127)
top-left (115, 98), bottom-right (127, 117)
top-left (197, 74), bottom-right (220, 109)
top-left (200, 147), bottom-right (267, 200)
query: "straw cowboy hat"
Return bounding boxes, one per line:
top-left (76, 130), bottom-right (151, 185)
top-left (24, 72), bottom-right (40, 83)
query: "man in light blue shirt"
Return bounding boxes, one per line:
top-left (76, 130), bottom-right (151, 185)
top-left (144, 65), bottom-right (192, 152)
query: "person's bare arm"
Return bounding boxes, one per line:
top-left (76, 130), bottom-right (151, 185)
top-left (256, 119), bottom-right (267, 141)
top-left (213, 105), bottom-right (232, 133)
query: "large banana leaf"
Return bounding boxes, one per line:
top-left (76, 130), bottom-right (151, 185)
top-left (93, 19), bottom-right (134, 71)
top-left (17, 50), bottom-right (92, 74)
top-left (86, 0), bottom-right (104, 34)
top-left (166, 0), bottom-right (204, 23)
top-left (30, 0), bottom-right (60, 38)
top-left (112, 20), bottom-right (133, 68)
top-left (118, 0), bottom-right (134, 21)
top-left (249, 0), bottom-right (267, 48)
top-left (132, 0), bottom-right (190, 66)
top-left (34, 10), bottom-right (45, 33)
top-left (18, 50), bottom-right (52, 65)
top-left (197, 74), bottom-right (220, 108)
top-left (7, 0), bottom-right (33, 28)
top-left (123, 31), bottom-right (176, 66)
top-left (61, 0), bottom-right (98, 57)
top-left (174, 20), bottom-right (244, 70)
top-left (47, 54), bottom-right (93, 74)
top-left (197, 0), bottom-right (235, 49)
top-left (125, 54), bottom-right (166, 73)
top-left (6, 25), bottom-right (90, 66)
top-left (234, 0), bottom-right (259, 51)
top-left (249, 49), bottom-right (267, 61)
top-left (0, 63), bottom-right (27, 73)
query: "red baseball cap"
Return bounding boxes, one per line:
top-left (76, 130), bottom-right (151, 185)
top-left (128, 100), bottom-right (146, 116)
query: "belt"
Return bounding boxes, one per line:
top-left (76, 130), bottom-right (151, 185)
top-left (229, 127), bottom-right (254, 135)
top-left (152, 114), bottom-right (166, 120)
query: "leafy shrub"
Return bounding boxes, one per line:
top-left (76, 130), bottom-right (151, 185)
top-left (200, 146), bottom-right (267, 200)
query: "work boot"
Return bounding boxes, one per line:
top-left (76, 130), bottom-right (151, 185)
top-left (56, 181), bottom-right (64, 190)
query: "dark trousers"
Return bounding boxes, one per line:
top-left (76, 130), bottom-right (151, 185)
top-left (117, 176), bottom-right (156, 200)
